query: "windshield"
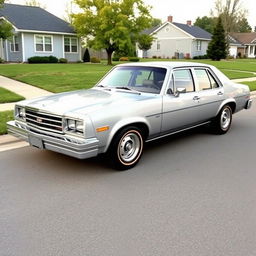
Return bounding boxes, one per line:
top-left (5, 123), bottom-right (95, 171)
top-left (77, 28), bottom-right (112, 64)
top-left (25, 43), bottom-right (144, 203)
top-left (98, 66), bottom-right (167, 94)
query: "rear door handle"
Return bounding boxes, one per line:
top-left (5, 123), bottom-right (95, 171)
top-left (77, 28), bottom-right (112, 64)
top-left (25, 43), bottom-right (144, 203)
top-left (217, 91), bottom-right (224, 96)
top-left (193, 96), bottom-right (200, 101)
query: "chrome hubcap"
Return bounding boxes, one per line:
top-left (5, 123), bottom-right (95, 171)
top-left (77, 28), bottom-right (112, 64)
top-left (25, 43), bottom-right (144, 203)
top-left (221, 108), bottom-right (231, 130)
top-left (119, 132), bottom-right (141, 163)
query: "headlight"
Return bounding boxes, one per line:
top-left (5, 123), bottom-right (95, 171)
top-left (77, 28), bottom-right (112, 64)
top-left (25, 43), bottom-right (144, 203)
top-left (15, 106), bottom-right (26, 120)
top-left (65, 118), bottom-right (84, 135)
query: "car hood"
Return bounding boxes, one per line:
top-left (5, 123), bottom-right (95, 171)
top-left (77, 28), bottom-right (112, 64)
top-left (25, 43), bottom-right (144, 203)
top-left (19, 88), bottom-right (153, 116)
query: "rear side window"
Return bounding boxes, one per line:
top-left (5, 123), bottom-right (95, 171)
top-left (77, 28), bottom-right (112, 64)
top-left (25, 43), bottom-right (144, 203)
top-left (195, 68), bottom-right (220, 90)
top-left (194, 69), bottom-right (211, 91)
top-left (173, 69), bottom-right (195, 93)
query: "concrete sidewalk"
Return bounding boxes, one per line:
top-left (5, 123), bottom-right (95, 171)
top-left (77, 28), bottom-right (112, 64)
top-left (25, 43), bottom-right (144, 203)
top-left (0, 75), bottom-right (53, 111)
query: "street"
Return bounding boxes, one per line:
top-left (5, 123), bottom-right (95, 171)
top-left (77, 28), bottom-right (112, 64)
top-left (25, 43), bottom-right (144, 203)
top-left (1, 103), bottom-right (256, 256)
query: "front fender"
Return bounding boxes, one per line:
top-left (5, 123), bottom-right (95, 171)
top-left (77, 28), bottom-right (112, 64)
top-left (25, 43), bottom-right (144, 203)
top-left (103, 117), bottom-right (151, 153)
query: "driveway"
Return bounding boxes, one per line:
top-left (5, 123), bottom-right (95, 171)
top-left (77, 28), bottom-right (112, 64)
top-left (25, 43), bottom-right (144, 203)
top-left (1, 104), bottom-right (256, 256)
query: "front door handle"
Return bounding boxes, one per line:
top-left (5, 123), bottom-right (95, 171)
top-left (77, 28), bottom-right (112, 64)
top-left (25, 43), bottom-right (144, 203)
top-left (217, 91), bottom-right (224, 96)
top-left (193, 96), bottom-right (200, 101)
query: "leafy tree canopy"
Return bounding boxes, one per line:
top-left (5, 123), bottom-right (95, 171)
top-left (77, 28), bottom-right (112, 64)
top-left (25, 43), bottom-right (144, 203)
top-left (207, 16), bottom-right (228, 61)
top-left (236, 17), bottom-right (252, 32)
top-left (137, 34), bottom-right (154, 51)
top-left (0, 0), bottom-right (13, 40)
top-left (194, 16), bottom-right (216, 34)
top-left (72, 0), bottom-right (153, 65)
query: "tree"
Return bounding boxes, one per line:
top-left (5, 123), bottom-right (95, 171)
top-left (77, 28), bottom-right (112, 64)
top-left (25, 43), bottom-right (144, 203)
top-left (0, 0), bottom-right (13, 40)
top-left (83, 48), bottom-right (90, 62)
top-left (207, 17), bottom-right (228, 61)
top-left (138, 34), bottom-right (154, 51)
top-left (151, 18), bottom-right (162, 27)
top-left (211, 0), bottom-right (247, 33)
top-left (236, 17), bottom-right (252, 32)
top-left (72, 0), bottom-right (153, 65)
top-left (194, 16), bottom-right (216, 34)
top-left (25, 0), bottom-right (45, 8)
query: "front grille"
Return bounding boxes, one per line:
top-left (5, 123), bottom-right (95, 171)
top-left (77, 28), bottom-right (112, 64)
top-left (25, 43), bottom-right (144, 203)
top-left (25, 109), bottom-right (63, 134)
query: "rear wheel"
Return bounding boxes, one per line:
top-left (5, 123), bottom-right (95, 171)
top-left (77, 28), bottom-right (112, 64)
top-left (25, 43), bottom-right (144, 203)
top-left (211, 105), bottom-right (232, 134)
top-left (108, 126), bottom-right (144, 170)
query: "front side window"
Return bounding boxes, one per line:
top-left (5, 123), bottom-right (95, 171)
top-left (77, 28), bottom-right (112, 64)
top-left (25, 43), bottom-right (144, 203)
top-left (10, 36), bottom-right (19, 52)
top-left (35, 35), bottom-right (52, 52)
top-left (173, 69), bottom-right (195, 93)
top-left (64, 37), bottom-right (78, 53)
top-left (98, 66), bottom-right (167, 94)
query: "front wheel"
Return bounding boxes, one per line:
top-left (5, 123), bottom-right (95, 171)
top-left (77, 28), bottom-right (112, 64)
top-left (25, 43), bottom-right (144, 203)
top-left (211, 105), bottom-right (232, 134)
top-left (108, 127), bottom-right (144, 170)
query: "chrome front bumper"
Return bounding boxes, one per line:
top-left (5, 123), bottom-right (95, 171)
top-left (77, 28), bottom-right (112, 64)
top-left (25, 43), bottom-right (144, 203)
top-left (7, 120), bottom-right (99, 159)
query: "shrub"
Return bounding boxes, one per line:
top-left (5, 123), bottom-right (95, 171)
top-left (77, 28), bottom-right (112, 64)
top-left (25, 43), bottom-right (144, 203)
top-left (152, 56), bottom-right (157, 59)
top-left (193, 54), bottom-right (208, 60)
top-left (59, 58), bottom-right (68, 63)
top-left (83, 48), bottom-right (90, 62)
top-left (49, 55), bottom-right (58, 63)
top-left (0, 58), bottom-right (4, 63)
top-left (90, 57), bottom-right (101, 63)
top-left (28, 56), bottom-right (58, 63)
top-left (128, 57), bottom-right (140, 62)
top-left (158, 56), bottom-right (161, 59)
top-left (172, 56), bottom-right (177, 59)
top-left (119, 57), bottom-right (129, 61)
top-left (112, 57), bottom-right (119, 61)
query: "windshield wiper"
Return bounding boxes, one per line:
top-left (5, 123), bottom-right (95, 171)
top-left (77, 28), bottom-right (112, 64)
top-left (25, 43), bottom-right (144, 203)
top-left (115, 86), bottom-right (133, 90)
top-left (115, 86), bottom-right (141, 94)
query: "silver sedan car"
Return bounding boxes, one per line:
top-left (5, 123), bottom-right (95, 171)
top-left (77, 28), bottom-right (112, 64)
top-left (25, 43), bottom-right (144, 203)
top-left (7, 62), bottom-right (252, 170)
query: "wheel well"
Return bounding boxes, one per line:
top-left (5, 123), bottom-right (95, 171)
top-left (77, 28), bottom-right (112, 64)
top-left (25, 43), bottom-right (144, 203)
top-left (227, 102), bottom-right (236, 113)
top-left (115, 122), bottom-right (149, 140)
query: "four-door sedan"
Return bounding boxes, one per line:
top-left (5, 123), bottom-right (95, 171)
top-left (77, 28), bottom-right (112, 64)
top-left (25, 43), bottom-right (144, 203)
top-left (7, 62), bottom-right (252, 170)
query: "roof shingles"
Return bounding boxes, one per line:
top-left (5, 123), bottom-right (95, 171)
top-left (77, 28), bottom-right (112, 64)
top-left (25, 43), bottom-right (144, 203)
top-left (0, 3), bottom-right (75, 34)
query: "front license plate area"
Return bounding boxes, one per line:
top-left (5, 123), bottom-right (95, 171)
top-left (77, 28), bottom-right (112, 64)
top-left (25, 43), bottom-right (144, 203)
top-left (29, 135), bottom-right (44, 149)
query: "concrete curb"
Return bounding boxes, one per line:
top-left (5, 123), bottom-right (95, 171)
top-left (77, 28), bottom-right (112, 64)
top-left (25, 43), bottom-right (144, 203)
top-left (0, 135), bottom-right (28, 152)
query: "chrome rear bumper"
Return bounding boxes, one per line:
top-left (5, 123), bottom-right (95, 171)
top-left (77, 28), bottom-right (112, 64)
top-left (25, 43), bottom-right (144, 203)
top-left (7, 120), bottom-right (99, 159)
top-left (245, 99), bottom-right (252, 109)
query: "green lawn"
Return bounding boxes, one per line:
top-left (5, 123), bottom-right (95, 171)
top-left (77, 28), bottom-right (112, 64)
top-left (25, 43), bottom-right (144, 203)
top-left (0, 87), bottom-right (25, 103)
top-left (0, 59), bottom-right (255, 93)
top-left (0, 111), bottom-right (13, 135)
top-left (241, 81), bottom-right (256, 91)
top-left (0, 63), bottom-right (113, 93)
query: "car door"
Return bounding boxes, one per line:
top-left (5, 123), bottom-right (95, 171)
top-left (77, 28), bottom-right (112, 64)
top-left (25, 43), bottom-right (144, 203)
top-left (192, 68), bottom-right (224, 122)
top-left (161, 68), bottom-right (202, 134)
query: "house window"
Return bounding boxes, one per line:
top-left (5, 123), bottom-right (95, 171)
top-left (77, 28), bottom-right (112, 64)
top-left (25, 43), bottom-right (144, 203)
top-left (64, 37), bottom-right (78, 53)
top-left (157, 41), bottom-right (160, 50)
top-left (10, 36), bottom-right (19, 52)
top-left (35, 35), bottom-right (53, 52)
top-left (196, 40), bottom-right (202, 51)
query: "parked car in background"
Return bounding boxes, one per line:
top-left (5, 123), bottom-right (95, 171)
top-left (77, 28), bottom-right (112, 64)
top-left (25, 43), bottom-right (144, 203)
top-left (7, 62), bottom-right (252, 170)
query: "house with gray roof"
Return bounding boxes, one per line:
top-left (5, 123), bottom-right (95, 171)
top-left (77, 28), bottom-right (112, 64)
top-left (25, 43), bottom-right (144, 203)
top-left (0, 3), bottom-right (81, 62)
top-left (138, 16), bottom-right (212, 59)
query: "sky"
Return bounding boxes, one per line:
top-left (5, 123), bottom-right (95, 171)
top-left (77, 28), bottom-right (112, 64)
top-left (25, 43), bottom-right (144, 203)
top-left (6, 0), bottom-right (256, 29)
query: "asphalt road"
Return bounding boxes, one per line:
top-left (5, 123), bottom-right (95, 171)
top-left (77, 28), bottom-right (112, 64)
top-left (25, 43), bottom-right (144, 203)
top-left (1, 103), bottom-right (256, 256)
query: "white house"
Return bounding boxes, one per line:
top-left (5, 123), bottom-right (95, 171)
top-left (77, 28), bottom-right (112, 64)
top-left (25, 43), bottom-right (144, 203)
top-left (138, 16), bottom-right (212, 59)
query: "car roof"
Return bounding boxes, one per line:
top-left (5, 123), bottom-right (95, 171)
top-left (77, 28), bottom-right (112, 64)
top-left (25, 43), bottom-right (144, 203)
top-left (117, 61), bottom-right (213, 69)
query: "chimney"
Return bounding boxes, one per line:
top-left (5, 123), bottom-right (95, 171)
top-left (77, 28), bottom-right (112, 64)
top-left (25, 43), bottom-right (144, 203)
top-left (187, 20), bottom-right (192, 26)
top-left (167, 16), bottom-right (173, 23)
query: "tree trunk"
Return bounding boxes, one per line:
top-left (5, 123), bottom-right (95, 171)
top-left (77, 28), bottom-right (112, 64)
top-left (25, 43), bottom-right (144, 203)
top-left (106, 48), bottom-right (114, 65)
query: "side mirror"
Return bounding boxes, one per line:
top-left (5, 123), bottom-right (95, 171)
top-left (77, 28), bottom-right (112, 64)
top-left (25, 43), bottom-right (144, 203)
top-left (175, 87), bottom-right (186, 97)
